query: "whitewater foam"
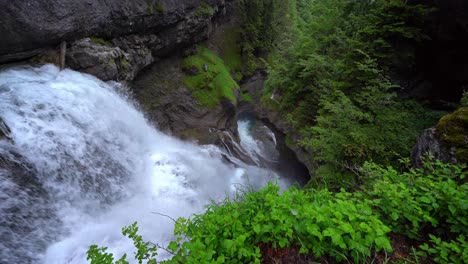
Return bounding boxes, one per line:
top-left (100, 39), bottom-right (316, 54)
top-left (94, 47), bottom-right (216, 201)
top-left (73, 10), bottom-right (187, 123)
top-left (0, 65), bottom-right (282, 263)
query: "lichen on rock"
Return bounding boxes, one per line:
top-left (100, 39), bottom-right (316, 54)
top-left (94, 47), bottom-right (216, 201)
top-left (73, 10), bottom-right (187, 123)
top-left (435, 107), bottom-right (468, 163)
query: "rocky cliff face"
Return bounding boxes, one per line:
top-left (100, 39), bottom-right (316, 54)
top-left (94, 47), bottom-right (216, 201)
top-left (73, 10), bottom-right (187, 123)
top-left (0, 0), bottom-right (224, 63)
top-left (131, 55), bottom-right (238, 145)
top-left (1, 0), bottom-right (227, 81)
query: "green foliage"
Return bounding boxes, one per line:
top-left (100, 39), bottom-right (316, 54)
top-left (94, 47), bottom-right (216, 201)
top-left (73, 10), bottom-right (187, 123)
top-left (264, 0), bottom-right (440, 183)
top-left (299, 57), bottom-right (442, 188)
top-left (360, 160), bottom-right (467, 238)
top-left (236, 0), bottom-right (290, 75)
top-left (194, 3), bottom-right (215, 17)
top-left (87, 160), bottom-right (466, 264)
top-left (87, 223), bottom-right (158, 264)
top-left (145, 0), bottom-right (164, 14)
top-left (88, 184), bottom-right (393, 263)
top-left (420, 235), bottom-right (468, 264)
top-left (170, 185), bottom-right (391, 263)
top-left (87, 245), bottom-right (120, 264)
top-left (219, 28), bottom-right (243, 81)
top-left (343, 0), bottom-right (433, 65)
top-left (359, 160), bottom-right (468, 263)
top-left (461, 91), bottom-right (468, 107)
top-left (240, 92), bottom-right (253, 103)
top-left (183, 46), bottom-right (239, 107)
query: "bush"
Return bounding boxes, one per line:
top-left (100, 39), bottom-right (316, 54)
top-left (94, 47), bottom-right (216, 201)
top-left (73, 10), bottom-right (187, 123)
top-left (360, 160), bottom-right (468, 263)
top-left (87, 160), bottom-right (466, 264)
top-left (88, 184), bottom-right (392, 263)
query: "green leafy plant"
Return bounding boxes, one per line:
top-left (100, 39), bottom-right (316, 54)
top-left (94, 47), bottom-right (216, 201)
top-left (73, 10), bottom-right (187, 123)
top-left (87, 223), bottom-right (158, 264)
top-left (419, 235), bottom-right (468, 264)
top-left (87, 184), bottom-right (394, 263)
top-left (360, 159), bottom-right (467, 238)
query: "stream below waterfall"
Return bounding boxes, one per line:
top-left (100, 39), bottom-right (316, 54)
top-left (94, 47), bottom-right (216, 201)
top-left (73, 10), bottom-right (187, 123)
top-left (0, 65), bottom-right (307, 264)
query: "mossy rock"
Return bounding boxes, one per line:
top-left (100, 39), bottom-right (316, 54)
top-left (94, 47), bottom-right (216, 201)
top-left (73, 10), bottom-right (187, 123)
top-left (90, 37), bottom-right (112, 46)
top-left (145, 0), bottom-right (164, 14)
top-left (183, 46), bottom-right (239, 108)
top-left (436, 107), bottom-right (468, 163)
top-left (194, 3), bottom-right (215, 17)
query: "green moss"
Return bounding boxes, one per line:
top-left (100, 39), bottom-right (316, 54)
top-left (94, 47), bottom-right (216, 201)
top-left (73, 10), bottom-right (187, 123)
top-left (285, 134), bottom-right (294, 147)
top-left (119, 58), bottom-right (130, 68)
top-left (145, 0), bottom-right (164, 14)
top-left (90, 37), bottom-right (112, 46)
top-left (183, 46), bottom-right (239, 108)
top-left (240, 92), bottom-right (253, 103)
top-left (436, 107), bottom-right (468, 163)
top-left (194, 3), bottom-right (215, 17)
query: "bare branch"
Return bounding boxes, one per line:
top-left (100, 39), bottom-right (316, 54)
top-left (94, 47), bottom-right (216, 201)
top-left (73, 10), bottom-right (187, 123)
top-left (150, 212), bottom-right (177, 223)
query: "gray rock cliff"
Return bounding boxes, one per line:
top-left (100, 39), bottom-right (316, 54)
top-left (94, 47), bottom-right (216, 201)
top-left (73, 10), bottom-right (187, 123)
top-left (0, 0), bottom-right (224, 63)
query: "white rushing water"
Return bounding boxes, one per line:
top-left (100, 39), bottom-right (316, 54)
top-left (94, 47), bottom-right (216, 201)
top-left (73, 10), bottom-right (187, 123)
top-left (238, 119), bottom-right (278, 166)
top-left (0, 65), bottom-right (284, 263)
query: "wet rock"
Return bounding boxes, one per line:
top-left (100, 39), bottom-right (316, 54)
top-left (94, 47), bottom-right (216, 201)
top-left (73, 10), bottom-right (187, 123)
top-left (0, 117), bottom-right (11, 141)
top-left (411, 127), bottom-right (457, 167)
top-left (182, 65), bottom-right (199, 76)
top-left (131, 55), bottom-right (238, 145)
top-left (241, 72), bottom-right (316, 174)
top-left (67, 38), bottom-right (135, 81)
top-left (0, 149), bottom-right (60, 263)
top-left (62, 1), bottom-right (220, 82)
top-left (215, 129), bottom-right (257, 165)
top-left (250, 120), bottom-right (280, 164)
top-left (0, 0), bottom-right (224, 63)
top-left (183, 45), bottom-right (198, 57)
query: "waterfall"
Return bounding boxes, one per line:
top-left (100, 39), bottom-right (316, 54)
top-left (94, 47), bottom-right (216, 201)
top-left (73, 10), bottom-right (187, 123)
top-left (238, 118), bottom-right (278, 166)
top-left (0, 65), bottom-right (285, 263)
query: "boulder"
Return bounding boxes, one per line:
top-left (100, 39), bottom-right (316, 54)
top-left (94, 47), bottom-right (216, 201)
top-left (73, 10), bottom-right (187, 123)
top-left (411, 107), bottom-right (468, 167)
top-left (411, 127), bottom-right (457, 167)
top-left (66, 38), bottom-right (136, 81)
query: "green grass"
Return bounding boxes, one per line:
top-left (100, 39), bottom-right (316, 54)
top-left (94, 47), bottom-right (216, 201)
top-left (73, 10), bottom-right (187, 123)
top-left (183, 47), bottom-right (239, 108)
